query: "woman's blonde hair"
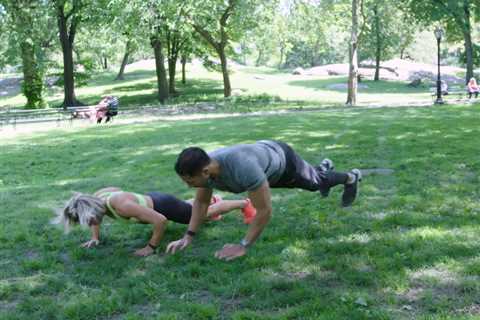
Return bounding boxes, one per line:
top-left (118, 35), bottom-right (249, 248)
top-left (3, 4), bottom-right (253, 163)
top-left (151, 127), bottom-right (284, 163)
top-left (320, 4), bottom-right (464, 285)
top-left (52, 192), bottom-right (107, 232)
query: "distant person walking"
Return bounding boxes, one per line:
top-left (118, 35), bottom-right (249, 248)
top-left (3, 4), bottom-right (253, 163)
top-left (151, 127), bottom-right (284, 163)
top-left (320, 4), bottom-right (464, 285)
top-left (467, 77), bottom-right (479, 99)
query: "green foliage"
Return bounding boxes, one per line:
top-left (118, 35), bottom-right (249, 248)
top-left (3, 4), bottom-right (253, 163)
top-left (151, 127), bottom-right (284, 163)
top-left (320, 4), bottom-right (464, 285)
top-left (459, 43), bottom-right (480, 66)
top-left (359, 0), bottom-right (417, 63)
top-left (20, 75), bottom-right (46, 109)
top-left (53, 71), bottom-right (91, 87)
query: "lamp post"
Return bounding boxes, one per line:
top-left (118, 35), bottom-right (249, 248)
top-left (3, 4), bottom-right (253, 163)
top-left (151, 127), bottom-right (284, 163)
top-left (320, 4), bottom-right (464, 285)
top-left (434, 27), bottom-right (444, 105)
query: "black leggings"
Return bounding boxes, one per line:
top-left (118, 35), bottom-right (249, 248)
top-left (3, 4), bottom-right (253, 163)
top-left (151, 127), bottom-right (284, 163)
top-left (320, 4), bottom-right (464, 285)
top-left (146, 192), bottom-right (192, 224)
top-left (269, 141), bottom-right (348, 191)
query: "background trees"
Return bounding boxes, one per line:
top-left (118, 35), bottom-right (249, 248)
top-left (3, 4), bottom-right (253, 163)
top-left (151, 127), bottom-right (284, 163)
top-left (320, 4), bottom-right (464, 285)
top-left (0, 0), bottom-right (477, 108)
top-left (400, 0), bottom-right (480, 84)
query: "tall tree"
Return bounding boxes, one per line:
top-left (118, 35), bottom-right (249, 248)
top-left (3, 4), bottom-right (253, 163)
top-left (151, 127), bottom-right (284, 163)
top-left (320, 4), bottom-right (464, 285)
top-left (54, 0), bottom-right (83, 107)
top-left (106, 0), bottom-right (145, 81)
top-left (187, 0), bottom-right (259, 97)
top-left (190, 0), bottom-right (236, 97)
top-left (346, 0), bottom-right (359, 106)
top-left (1, 1), bottom-right (54, 108)
top-left (359, 0), bottom-right (417, 80)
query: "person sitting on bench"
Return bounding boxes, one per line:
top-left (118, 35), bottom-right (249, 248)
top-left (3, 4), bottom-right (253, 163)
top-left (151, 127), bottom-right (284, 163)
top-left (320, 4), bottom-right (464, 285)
top-left (467, 77), bottom-right (479, 99)
top-left (94, 96), bottom-right (119, 123)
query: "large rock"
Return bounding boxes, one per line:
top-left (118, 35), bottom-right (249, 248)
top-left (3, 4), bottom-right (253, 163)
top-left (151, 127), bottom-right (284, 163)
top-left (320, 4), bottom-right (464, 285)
top-left (292, 67), bottom-right (305, 75)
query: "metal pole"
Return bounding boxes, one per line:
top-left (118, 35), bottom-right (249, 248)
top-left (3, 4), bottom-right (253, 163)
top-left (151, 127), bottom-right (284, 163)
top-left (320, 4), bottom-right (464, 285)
top-left (435, 37), bottom-right (444, 104)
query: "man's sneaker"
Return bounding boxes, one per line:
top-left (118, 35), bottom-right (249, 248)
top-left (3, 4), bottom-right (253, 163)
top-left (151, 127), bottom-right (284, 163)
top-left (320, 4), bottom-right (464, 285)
top-left (342, 169), bottom-right (362, 207)
top-left (242, 198), bottom-right (257, 224)
top-left (319, 158), bottom-right (334, 172)
top-left (317, 158), bottom-right (334, 197)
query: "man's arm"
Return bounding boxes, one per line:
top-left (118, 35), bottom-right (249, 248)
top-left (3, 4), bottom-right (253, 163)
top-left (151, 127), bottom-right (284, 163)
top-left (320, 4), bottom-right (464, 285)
top-left (215, 180), bottom-right (272, 261)
top-left (187, 187), bottom-right (213, 233)
top-left (165, 187), bottom-right (213, 254)
top-left (243, 181), bottom-right (272, 244)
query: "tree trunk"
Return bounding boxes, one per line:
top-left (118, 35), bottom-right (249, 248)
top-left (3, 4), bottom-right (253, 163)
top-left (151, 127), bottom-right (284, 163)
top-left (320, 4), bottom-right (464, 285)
top-left (152, 37), bottom-right (169, 103)
top-left (346, 0), bottom-right (359, 106)
top-left (218, 47), bottom-right (231, 97)
top-left (181, 55), bottom-right (187, 84)
top-left (115, 41), bottom-right (131, 80)
top-left (462, 1), bottom-right (474, 84)
top-left (103, 57), bottom-right (108, 69)
top-left (168, 56), bottom-right (178, 95)
top-left (256, 49), bottom-right (264, 67)
top-left (20, 41), bottom-right (45, 109)
top-left (57, 5), bottom-right (81, 108)
top-left (279, 45), bottom-right (285, 68)
top-left (374, 4), bottom-right (381, 81)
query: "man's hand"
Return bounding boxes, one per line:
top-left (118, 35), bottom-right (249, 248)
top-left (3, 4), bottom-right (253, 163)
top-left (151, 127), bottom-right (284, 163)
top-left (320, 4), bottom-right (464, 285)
top-left (214, 244), bottom-right (247, 261)
top-left (134, 245), bottom-right (155, 257)
top-left (81, 239), bottom-right (99, 248)
top-left (166, 236), bottom-right (192, 254)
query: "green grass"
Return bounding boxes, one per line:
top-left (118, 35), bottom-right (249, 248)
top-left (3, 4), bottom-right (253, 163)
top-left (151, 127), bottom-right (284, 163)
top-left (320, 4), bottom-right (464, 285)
top-left (1, 102), bottom-right (480, 319)
top-left (1, 62), bottom-right (461, 111)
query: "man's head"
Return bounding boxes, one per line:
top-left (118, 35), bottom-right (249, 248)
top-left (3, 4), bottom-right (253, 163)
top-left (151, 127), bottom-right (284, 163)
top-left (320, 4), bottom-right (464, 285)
top-left (175, 147), bottom-right (212, 187)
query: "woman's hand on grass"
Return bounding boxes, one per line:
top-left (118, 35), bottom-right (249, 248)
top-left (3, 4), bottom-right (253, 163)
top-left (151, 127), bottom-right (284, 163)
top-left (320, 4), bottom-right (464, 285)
top-left (134, 245), bottom-right (155, 257)
top-left (81, 239), bottom-right (100, 248)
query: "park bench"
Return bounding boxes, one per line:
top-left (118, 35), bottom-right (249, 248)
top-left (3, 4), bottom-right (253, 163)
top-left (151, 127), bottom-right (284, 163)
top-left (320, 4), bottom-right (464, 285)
top-left (0, 107), bottom-right (69, 129)
top-left (430, 86), bottom-right (466, 102)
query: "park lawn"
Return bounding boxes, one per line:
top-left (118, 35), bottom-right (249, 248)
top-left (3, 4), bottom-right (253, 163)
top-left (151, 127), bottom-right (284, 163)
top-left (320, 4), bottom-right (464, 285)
top-left (1, 103), bottom-right (480, 319)
top-left (0, 61), bottom-right (438, 111)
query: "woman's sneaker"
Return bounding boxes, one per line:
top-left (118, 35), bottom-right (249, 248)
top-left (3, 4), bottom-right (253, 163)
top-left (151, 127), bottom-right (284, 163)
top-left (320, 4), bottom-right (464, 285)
top-left (242, 199), bottom-right (257, 224)
top-left (342, 169), bottom-right (362, 207)
top-left (208, 195), bottom-right (223, 221)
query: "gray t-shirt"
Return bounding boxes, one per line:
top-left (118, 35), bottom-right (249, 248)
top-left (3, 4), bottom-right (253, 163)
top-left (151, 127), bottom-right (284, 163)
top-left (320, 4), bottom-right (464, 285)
top-left (207, 140), bottom-right (286, 193)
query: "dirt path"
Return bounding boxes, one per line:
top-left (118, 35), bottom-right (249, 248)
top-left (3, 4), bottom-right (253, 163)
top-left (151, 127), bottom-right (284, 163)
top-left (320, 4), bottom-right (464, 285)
top-left (0, 102), bottom-right (445, 140)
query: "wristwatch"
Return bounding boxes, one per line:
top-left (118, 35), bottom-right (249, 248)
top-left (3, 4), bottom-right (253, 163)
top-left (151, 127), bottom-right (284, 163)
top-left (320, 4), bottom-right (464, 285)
top-left (240, 238), bottom-right (250, 248)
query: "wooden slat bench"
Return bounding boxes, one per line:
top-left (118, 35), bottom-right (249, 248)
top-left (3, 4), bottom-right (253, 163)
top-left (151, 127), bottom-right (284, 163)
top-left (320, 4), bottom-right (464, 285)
top-left (0, 107), bottom-right (70, 129)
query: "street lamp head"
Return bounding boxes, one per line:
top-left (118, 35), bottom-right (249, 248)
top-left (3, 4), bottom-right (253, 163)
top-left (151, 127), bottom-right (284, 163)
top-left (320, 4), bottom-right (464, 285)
top-left (434, 27), bottom-right (444, 40)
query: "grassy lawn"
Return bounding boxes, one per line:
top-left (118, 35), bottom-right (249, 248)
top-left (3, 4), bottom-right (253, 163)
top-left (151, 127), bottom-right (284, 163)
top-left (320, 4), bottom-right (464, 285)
top-left (0, 61), bottom-right (450, 111)
top-left (1, 103), bottom-right (480, 319)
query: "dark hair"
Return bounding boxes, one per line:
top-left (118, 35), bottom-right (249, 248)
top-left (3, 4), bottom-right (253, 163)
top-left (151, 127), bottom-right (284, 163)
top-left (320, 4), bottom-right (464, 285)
top-left (175, 147), bottom-right (211, 176)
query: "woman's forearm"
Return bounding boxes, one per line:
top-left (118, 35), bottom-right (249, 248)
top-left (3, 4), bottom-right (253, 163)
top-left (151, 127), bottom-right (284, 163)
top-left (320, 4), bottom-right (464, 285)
top-left (91, 224), bottom-right (100, 240)
top-left (148, 220), bottom-right (167, 246)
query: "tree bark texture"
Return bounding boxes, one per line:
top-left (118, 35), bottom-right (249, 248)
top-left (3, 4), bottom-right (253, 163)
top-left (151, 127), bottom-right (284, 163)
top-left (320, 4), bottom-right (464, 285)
top-left (373, 4), bottom-right (381, 81)
top-left (20, 41), bottom-right (45, 109)
top-left (115, 41), bottom-right (131, 80)
top-left (346, 0), bottom-right (359, 106)
top-left (152, 37), bottom-right (169, 104)
top-left (56, 1), bottom-right (81, 107)
top-left (181, 55), bottom-right (187, 84)
top-left (462, 1), bottom-right (474, 84)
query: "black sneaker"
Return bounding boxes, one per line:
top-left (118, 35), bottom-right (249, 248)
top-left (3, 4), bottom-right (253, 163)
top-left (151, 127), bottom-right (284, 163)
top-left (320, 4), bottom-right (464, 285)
top-left (319, 158), bottom-right (334, 172)
top-left (317, 158), bottom-right (334, 197)
top-left (342, 169), bottom-right (362, 207)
